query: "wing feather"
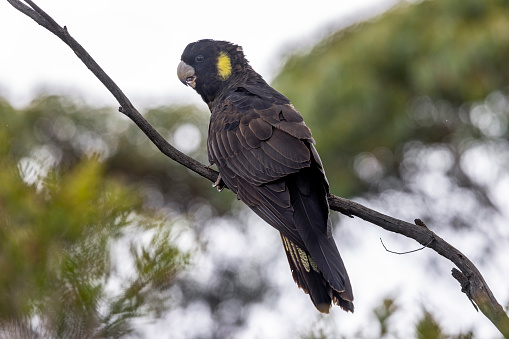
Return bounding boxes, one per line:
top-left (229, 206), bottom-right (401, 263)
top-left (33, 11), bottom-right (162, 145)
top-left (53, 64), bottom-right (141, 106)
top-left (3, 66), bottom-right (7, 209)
top-left (249, 118), bottom-right (272, 140)
top-left (226, 130), bottom-right (242, 155)
top-left (219, 128), bottom-right (236, 158)
top-left (209, 93), bottom-right (313, 185)
top-left (239, 122), bottom-right (262, 148)
top-left (207, 84), bottom-right (354, 313)
top-left (234, 128), bottom-right (252, 151)
top-left (265, 129), bottom-right (310, 164)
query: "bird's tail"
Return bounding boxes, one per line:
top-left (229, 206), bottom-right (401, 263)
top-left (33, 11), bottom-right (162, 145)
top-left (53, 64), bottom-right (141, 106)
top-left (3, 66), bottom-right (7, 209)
top-left (280, 234), bottom-right (353, 313)
top-left (285, 168), bottom-right (354, 313)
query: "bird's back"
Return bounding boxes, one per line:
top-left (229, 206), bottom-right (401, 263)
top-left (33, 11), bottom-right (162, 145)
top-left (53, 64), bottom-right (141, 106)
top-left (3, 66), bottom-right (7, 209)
top-left (208, 85), bottom-right (354, 313)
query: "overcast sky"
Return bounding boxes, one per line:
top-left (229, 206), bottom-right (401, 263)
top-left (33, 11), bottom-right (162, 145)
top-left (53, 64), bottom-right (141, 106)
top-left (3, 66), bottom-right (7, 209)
top-left (1, 0), bottom-right (397, 109)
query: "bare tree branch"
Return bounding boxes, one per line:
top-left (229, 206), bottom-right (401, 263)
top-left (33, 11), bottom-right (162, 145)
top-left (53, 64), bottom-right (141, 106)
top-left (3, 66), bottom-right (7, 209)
top-left (6, 0), bottom-right (509, 337)
top-left (7, 0), bottom-right (218, 184)
top-left (329, 196), bottom-right (509, 337)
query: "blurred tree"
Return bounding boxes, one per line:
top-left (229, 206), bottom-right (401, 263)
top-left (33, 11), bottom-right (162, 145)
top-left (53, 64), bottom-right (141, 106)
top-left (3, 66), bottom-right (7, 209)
top-left (0, 95), bottom-right (268, 338)
top-left (1, 95), bottom-right (232, 215)
top-left (415, 309), bottom-right (474, 339)
top-left (273, 0), bottom-right (509, 201)
top-left (302, 298), bottom-right (474, 339)
top-left (268, 0), bottom-right (509, 337)
top-left (0, 113), bottom-right (189, 338)
top-left (416, 310), bottom-right (445, 339)
top-left (373, 298), bottom-right (398, 337)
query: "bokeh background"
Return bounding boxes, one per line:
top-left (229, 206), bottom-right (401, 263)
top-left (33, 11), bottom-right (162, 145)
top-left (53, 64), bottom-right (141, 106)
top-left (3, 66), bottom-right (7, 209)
top-left (1, 0), bottom-right (509, 338)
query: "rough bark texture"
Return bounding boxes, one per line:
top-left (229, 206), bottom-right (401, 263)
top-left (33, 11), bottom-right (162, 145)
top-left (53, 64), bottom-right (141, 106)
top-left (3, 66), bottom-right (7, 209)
top-left (7, 1), bottom-right (509, 337)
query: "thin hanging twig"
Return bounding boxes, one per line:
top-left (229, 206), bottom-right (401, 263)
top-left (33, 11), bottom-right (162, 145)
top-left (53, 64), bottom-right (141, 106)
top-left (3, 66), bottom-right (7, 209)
top-left (380, 236), bottom-right (434, 255)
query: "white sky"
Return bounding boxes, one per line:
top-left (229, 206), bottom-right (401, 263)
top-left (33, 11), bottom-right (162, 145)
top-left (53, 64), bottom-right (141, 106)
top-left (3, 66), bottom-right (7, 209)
top-left (0, 0), bottom-right (397, 109)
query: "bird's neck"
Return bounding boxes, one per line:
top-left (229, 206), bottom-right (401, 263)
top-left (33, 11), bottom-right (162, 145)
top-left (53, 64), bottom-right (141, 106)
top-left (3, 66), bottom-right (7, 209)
top-left (206, 67), bottom-right (262, 108)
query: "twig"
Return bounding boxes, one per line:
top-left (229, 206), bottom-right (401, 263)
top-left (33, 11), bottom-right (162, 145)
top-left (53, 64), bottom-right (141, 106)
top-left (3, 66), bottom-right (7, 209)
top-left (380, 236), bottom-right (434, 255)
top-left (6, 1), bottom-right (509, 337)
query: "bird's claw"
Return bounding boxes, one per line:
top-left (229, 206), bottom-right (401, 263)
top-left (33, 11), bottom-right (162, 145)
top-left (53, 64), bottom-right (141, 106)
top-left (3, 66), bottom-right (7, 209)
top-left (213, 174), bottom-right (225, 192)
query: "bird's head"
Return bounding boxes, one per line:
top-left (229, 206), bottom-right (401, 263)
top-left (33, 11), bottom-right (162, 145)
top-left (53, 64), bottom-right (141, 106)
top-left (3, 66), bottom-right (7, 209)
top-left (177, 39), bottom-right (247, 104)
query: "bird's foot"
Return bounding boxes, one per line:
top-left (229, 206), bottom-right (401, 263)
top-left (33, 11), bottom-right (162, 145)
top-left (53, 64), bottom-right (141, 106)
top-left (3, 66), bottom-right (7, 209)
top-left (212, 174), bottom-right (225, 192)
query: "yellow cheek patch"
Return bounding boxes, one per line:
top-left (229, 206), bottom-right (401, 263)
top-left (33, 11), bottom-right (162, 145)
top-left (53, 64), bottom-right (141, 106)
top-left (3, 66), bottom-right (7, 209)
top-left (217, 52), bottom-right (232, 81)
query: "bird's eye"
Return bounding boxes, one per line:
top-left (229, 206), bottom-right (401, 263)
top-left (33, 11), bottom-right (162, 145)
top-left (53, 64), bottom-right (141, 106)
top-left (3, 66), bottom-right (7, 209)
top-left (195, 55), bottom-right (204, 63)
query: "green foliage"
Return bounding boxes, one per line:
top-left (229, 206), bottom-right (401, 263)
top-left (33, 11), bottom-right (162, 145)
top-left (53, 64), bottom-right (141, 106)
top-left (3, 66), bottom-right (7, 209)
top-left (273, 0), bottom-right (509, 197)
top-left (415, 309), bottom-right (474, 339)
top-left (301, 299), bottom-right (475, 339)
top-left (0, 123), bottom-right (189, 337)
top-left (373, 298), bottom-right (398, 337)
top-left (416, 310), bottom-right (445, 339)
top-left (0, 93), bottom-right (241, 338)
top-left (1, 95), bottom-right (232, 215)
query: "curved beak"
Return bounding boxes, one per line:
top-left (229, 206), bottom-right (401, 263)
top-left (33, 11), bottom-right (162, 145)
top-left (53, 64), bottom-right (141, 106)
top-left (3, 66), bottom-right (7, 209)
top-left (177, 61), bottom-right (196, 88)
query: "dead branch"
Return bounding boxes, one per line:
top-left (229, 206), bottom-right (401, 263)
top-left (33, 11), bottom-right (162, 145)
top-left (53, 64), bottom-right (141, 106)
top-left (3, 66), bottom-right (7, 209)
top-left (6, 0), bottom-right (509, 337)
top-left (328, 196), bottom-right (509, 337)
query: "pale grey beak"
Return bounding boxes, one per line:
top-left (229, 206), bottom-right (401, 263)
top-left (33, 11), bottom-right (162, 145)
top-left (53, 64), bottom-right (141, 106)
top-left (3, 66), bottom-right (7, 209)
top-left (177, 61), bottom-right (196, 88)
